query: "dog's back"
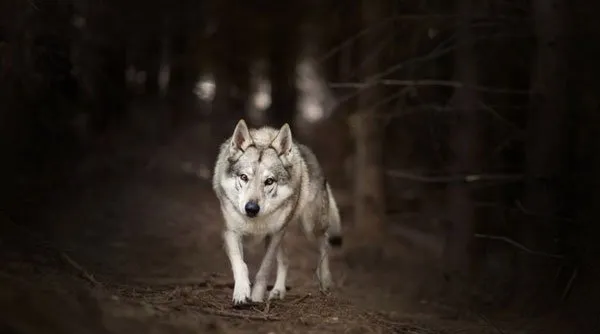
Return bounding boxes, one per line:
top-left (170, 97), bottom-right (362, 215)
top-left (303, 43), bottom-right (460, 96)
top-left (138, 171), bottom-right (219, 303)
top-left (295, 143), bottom-right (343, 247)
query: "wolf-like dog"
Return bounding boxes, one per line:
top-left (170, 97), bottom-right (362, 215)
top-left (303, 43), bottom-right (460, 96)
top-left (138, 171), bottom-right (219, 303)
top-left (212, 119), bottom-right (343, 305)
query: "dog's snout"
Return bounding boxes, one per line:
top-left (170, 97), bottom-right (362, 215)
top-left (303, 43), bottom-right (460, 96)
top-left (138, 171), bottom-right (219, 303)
top-left (244, 201), bottom-right (260, 217)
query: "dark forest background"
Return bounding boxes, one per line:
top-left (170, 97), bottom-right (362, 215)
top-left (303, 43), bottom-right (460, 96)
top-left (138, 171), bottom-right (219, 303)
top-left (1, 0), bottom-right (600, 332)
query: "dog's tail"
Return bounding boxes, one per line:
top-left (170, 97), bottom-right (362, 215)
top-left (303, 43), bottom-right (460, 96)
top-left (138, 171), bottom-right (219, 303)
top-left (325, 182), bottom-right (343, 248)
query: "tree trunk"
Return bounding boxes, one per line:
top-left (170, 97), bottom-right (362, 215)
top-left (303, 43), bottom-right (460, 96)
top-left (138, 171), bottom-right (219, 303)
top-left (267, 17), bottom-right (297, 127)
top-left (515, 0), bottom-right (567, 308)
top-left (443, 0), bottom-right (481, 290)
top-left (352, 0), bottom-right (387, 243)
top-left (210, 47), bottom-right (239, 141)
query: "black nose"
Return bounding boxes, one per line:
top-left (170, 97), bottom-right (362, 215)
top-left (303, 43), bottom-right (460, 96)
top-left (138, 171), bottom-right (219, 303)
top-left (244, 201), bottom-right (260, 217)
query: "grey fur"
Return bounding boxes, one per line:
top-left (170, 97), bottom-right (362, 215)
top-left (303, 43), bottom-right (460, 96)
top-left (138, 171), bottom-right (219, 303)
top-left (212, 119), bottom-right (343, 305)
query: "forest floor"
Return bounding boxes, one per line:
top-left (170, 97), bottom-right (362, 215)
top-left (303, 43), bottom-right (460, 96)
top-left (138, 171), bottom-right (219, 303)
top-left (0, 120), bottom-right (573, 334)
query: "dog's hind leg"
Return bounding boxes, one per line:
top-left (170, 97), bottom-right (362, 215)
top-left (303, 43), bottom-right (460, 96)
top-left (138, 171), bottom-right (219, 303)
top-left (316, 234), bottom-right (334, 291)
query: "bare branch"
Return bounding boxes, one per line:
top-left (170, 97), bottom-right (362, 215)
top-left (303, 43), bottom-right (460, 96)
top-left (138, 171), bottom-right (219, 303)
top-left (385, 169), bottom-right (523, 184)
top-left (561, 267), bottom-right (578, 301)
top-left (317, 13), bottom-right (530, 65)
top-left (476, 100), bottom-right (524, 132)
top-left (338, 43), bottom-right (457, 106)
top-left (351, 86), bottom-right (417, 117)
top-left (469, 201), bottom-right (575, 225)
top-left (317, 16), bottom-right (395, 64)
top-left (492, 133), bottom-right (524, 157)
top-left (333, 32), bottom-right (532, 109)
top-left (387, 14), bottom-right (531, 21)
top-left (329, 79), bottom-right (530, 95)
top-left (27, 0), bottom-right (39, 10)
top-left (515, 200), bottom-right (574, 222)
top-left (474, 233), bottom-right (564, 259)
top-left (317, 13), bottom-right (464, 65)
top-left (349, 35), bottom-right (394, 80)
top-left (332, 27), bottom-right (462, 107)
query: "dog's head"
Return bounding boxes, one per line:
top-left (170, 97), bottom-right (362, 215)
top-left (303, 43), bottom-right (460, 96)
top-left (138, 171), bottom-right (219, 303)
top-left (222, 119), bottom-right (297, 219)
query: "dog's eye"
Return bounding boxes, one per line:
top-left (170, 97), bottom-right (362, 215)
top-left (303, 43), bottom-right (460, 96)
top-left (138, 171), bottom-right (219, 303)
top-left (264, 178), bottom-right (275, 186)
top-left (240, 174), bottom-right (249, 182)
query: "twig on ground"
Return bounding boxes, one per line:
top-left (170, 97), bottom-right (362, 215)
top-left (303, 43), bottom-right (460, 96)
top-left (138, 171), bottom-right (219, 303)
top-left (474, 234), bottom-right (564, 259)
top-left (475, 312), bottom-right (506, 334)
top-left (369, 316), bottom-right (429, 333)
top-left (1, 210), bottom-right (104, 286)
top-left (292, 293), bottom-right (312, 304)
top-left (60, 252), bottom-right (101, 286)
top-left (261, 300), bottom-right (271, 314)
top-left (129, 277), bottom-right (292, 292)
top-left (129, 277), bottom-right (213, 287)
top-left (198, 307), bottom-right (281, 321)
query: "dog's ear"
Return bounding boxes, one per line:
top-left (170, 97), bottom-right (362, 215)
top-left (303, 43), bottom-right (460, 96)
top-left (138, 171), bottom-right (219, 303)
top-left (230, 119), bottom-right (252, 155)
top-left (271, 123), bottom-right (293, 156)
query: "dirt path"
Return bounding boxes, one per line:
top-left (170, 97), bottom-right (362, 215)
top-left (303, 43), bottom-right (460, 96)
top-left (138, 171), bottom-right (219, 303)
top-left (0, 123), bottom-right (555, 334)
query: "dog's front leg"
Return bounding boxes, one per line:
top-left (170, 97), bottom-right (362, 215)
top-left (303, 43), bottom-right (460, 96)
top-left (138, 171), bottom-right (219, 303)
top-left (223, 230), bottom-right (251, 305)
top-left (268, 240), bottom-right (289, 300)
top-left (250, 231), bottom-right (284, 302)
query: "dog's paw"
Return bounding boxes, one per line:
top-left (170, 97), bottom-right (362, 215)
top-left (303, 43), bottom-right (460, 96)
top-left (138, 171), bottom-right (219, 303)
top-left (318, 277), bottom-right (334, 293)
top-left (250, 290), bottom-right (264, 303)
top-left (232, 281), bottom-right (251, 306)
top-left (268, 287), bottom-right (286, 300)
top-left (250, 284), bottom-right (266, 303)
top-left (317, 269), bottom-right (334, 292)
